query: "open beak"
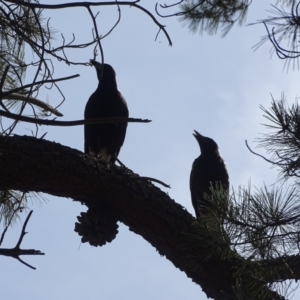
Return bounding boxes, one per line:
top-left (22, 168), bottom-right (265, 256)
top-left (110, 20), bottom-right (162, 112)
top-left (193, 130), bottom-right (205, 141)
top-left (90, 59), bottom-right (103, 71)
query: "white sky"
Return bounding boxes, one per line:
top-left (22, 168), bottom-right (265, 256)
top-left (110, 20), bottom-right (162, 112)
top-left (1, 1), bottom-right (300, 299)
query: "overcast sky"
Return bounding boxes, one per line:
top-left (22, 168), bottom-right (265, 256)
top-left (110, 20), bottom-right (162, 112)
top-left (1, 1), bottom-right (300, 299)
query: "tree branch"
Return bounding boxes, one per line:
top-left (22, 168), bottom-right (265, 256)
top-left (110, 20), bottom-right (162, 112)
top-left (0, 210), bottom-right (44, 270)
top-left (0, 135), bottom-right (287, 299)
top-left (245, 140), bottom-right (285, 166)
top-left (5, 0), bottom-right (172, 45)
top-left (0, 74), bottom-right (80, 97)
top-left (3, 93), bottom-right (63, 117)
top-left (0, 109), bottom-right (150, 126)
top-left (258, 255), bottom-right (300, 282)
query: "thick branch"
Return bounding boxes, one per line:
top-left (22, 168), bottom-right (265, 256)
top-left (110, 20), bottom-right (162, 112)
top-left (0, 135), bottom-right (286, 299)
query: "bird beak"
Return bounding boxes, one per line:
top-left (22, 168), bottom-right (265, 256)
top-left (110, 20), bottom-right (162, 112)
top-left (90, 59), bottom-right (103, 71)
top-left (193, 130), bottom-right (207, 152)
top-left (193, 130), bottom-right (204, 141)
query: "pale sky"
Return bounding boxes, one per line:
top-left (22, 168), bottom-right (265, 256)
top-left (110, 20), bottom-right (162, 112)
top-left (1, 1), bottom-right (300, 299)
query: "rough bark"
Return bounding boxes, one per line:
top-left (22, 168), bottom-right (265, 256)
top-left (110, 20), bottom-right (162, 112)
top-left (0, 135), bottom-right (290, 300)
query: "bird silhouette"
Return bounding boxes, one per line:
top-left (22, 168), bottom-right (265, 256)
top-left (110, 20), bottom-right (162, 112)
top-left (84, 60), bottom-right (129, 163)
top-left (190, 130), bottom-right (229, 218)
top-left (77, 61), bottom-right (129, 247)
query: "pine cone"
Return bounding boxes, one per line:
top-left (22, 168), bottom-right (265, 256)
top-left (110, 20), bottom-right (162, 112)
top-left (74, 208), bottom-right (119, 247)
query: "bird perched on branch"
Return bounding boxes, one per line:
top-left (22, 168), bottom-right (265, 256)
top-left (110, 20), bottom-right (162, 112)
top-left (84, 60), bottom-right (129, 163)
top-left (76, 61), bottom-right (129, 247)
top-left (190, 130), bottom-right (229, 218)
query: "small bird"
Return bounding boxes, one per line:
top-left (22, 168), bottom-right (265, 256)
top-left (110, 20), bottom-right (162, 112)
top-left (84, 60), bottom-right (129, 163)
top-left (190, 130), bottom-right (229, 218)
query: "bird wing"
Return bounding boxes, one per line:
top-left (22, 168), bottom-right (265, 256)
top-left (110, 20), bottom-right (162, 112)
top-left (84, 89), bottom-right (128, 162)
top-left (190, 156), bottom-right (229, 218)
top-left (190, 159), bottom-right (205, 218)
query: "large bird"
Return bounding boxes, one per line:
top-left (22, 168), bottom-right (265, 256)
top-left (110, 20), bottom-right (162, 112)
top-left (84, 60), bottom-right (129, 163)
top-left (76, 61), bottom-right (128, 247)
top-left (190, 130), bottom-right (229, 218)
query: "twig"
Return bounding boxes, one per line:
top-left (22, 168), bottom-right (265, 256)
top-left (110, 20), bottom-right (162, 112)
top-left (0, 65), bottom-right (11, 113)
top-left (0, 109), bottom-right (151, 126)
top-left (155, 0), bottom-right (205, 18)
top-left (245, 140), bottom-right (285, 166)
top-left (0, 210), bottom-right (44, 270)
top-left (115, 157), bottom-right (126, 167)
top-left (159, 0), bottom-right (184, 9)
top-left (0, 192), bottom-right (26, 246)
top-left (87, 6), bottom-right (104, 67)
top-left (139, 176), bottom-right (171, 188)
top-left (1, 74), bottom-right (80, 97)
top-left (115, 158), bottom-right (170, 188)
top-left (101, 3), bottom-right (121, 40)
top-left (5, 0), bottom-right (173, 46)
top-left (3, 93), bottom-right (63, 117)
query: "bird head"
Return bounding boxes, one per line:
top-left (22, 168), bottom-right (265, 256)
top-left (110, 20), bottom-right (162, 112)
top-left (90, 60), bottom-right (118, 87)
top-left (193, 130), bottom-right (220, 155)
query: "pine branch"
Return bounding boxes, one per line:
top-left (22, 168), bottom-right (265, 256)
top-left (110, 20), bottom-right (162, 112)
top-left (0, 134), bottom-right (288, 300)
top-left (4, 0), bottom-right (172, 46)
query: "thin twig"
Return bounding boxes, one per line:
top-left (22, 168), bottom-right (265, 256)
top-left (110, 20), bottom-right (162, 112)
top-left (159, 0), bottom-right (184, 9)
top-left (155, 0), bottom-right (205, 18)
top-left (0, 109), bottom-right (151, 126)
top-left (139, 176), bottom-right (171, 188)
top-left (0, 210), bottom-right (44, 270)
top-left (87, 6), bottom-right (104, 66)
top-left (245, 140), bottom-right (285, 166)
top-left (101, 3), bottom-right (121, 40)
top-left (3, 93), bottom-right (63, 117)
top-left (0, 65), bottom-right (11, 112)
top-left (15, 210), bottom-right (32, 248)
top-left (115, 158), bottom-right (170, 188)
top-left (5, 0), bottom-right (173, 45)
top-left (1, 74), bottom-right (80, 97)
top-left (0, 192), bottom-right (26, 246)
